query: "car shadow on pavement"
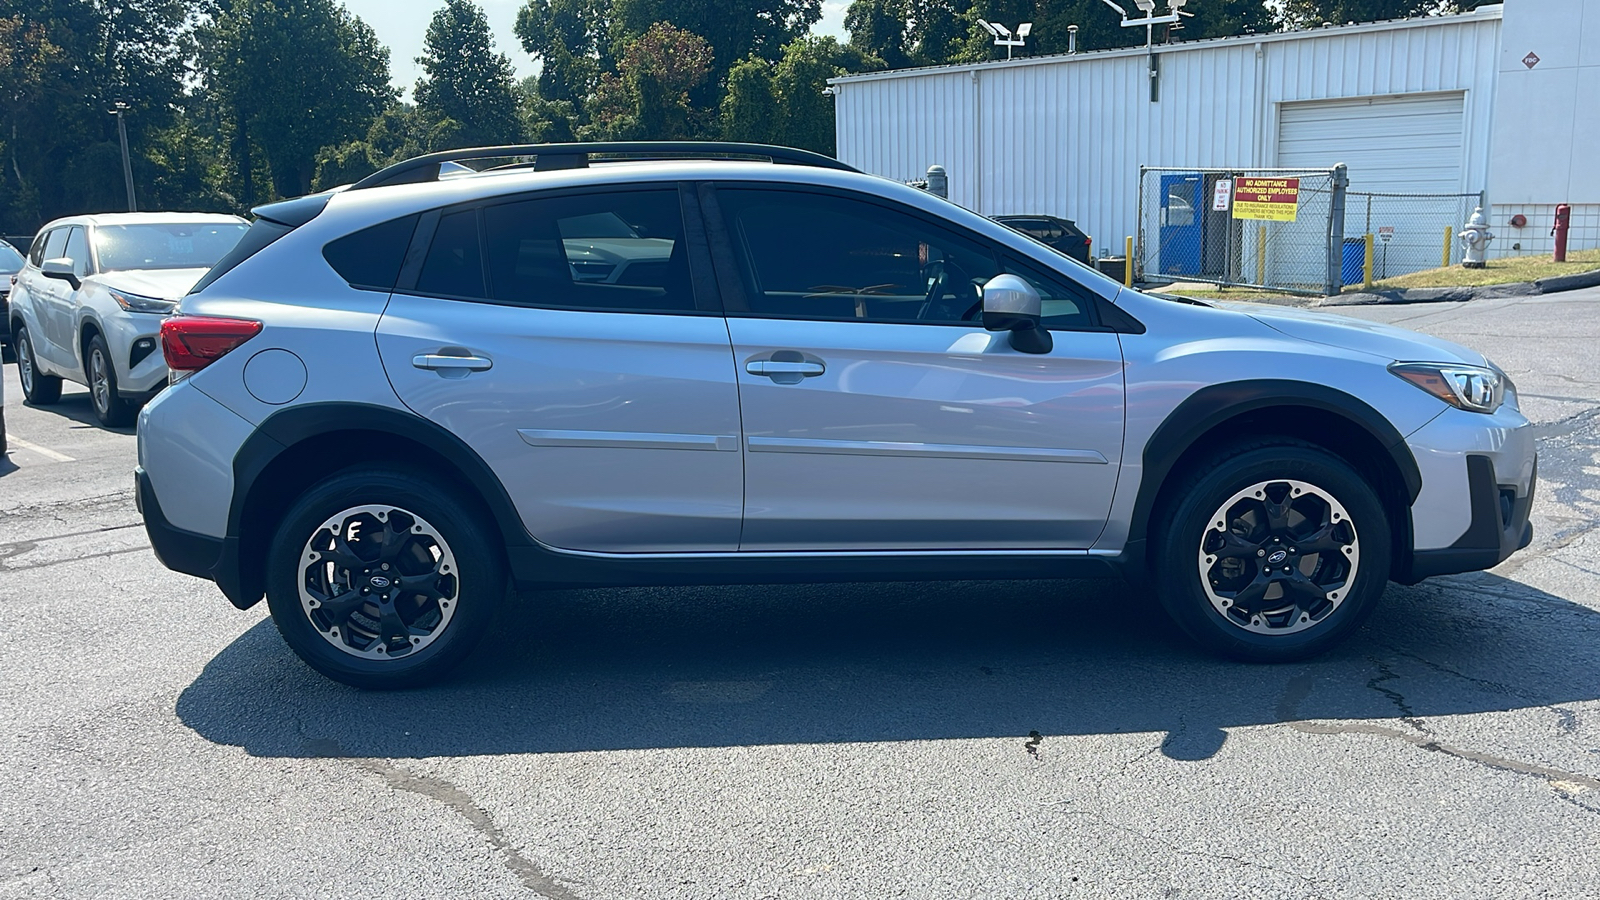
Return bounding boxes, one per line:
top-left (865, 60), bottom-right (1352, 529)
top-left (27, 391), bottom-right (136, 435)
top-left (177, 571), bottom-right (1600, 762)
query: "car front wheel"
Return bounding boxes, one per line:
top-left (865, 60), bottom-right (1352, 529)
top-left (265, 467), bottom-right (505, 689)
top-left (1153, 441), bottom-right (1391, 662)
top-left (86, 333), bottom-right (137, 427)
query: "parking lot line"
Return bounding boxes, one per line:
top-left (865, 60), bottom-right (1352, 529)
top-left (6, 436), bottom-right (76, 463)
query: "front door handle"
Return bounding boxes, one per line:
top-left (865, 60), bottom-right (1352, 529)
top-left (412, 347), bottom-right (493, 377)
top-left (744, 350), bottom-right (825, 384)
top-left (745, 360), bottom-right (824, 378)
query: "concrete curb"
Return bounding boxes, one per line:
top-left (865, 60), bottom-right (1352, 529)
top-left (1318, 266), bottom-right (1600, 307)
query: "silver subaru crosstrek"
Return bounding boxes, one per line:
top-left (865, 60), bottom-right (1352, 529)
top-left (136, 143), bottom-right (1535, 689)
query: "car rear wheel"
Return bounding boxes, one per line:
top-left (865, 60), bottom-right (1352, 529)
top-left (1153, 440), bottom-right (1391, 662)
top-left (86, 334), bottom-right (137, 427)
top-left (15, 326), bottom-right (62, 405)
top-left (265, 467), bottom-right (505, 689)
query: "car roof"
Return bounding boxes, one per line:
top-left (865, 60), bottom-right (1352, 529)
top-left (35, 212), bottom-right (249, 231)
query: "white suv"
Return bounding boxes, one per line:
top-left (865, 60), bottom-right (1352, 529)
top-left (135, 143), bottom-right (1535, 688)
top-left (8, 213), bottom-right (247, 426)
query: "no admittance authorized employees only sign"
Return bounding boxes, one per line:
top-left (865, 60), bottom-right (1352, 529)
top-left (1232, 177), bottom-right (1300, 222)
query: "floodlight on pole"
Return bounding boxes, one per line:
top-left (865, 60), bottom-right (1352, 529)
top-left (979, 20), bottom-right (1031, 59)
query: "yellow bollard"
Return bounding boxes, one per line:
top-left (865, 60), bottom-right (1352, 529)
top-left (1443, 226), bottom-right (1453, 268)
top-left (1256, 225), bottom-right (1266, 285)
top-left (1124, 235), bottom-right (1134, 287)
top-left (1363, 233), bottom-right (1375, 289)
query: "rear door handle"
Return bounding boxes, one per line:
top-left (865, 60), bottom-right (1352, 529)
top-left (412, 348), bottom-right (493, 375)
top-left (745, 360), bottom-right (825, 378)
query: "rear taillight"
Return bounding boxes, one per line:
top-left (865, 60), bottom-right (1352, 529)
top-left (160, 315), bottom-right (262, 372)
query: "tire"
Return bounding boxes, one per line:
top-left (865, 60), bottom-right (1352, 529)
top-left (86, 333), bottom-right (137, 428)
top-left (265, 466), bottom-right (505, 689)
top-left (15, 326), bottom-right (62, 405)
top-left (1152, 439), bottom-right (1391, 662)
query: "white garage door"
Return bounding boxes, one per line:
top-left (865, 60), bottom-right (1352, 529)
top-left (1277, 93), bottom-right (1465, 193)
top-left (1277, 93), bottom-right (1468, 281)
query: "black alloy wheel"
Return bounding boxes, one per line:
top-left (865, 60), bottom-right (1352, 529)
top-left (265, 466), bottom-right (504, 689)
top-left (1155, 441), bottom-right (1391, 662)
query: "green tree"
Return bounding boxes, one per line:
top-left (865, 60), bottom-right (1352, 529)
top-left (1279, 0), bottom-right (1489, 27)
top-left (581, 22), bottom-right (714, 141)
top-left (719, 56), bottom-right (777, 142)
top-left (609, 0), bottom-right (820, 89)
top-left (514, 0), bottom-right (610, 112)
top-left (415, 0), bottom-right (522, 147)
top-left (198, 0), bottom-right (394, 201)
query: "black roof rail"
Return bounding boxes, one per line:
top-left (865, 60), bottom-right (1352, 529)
top-left (349, 142), bottom-right (860, 191)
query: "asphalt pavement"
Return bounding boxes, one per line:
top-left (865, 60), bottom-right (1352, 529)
top-left (3, 290), bottom-right (1599, 899)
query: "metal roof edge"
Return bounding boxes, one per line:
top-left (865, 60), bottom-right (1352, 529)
top-left (827, 4), bottom-right (1504, 86)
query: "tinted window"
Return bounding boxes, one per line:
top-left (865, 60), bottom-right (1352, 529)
top-left (1006, 259), bottom-right (1094, 330)
top-left (28, 233), bottom-right (49, 266)
top-left (189, 219), bottom-right (292, 295)
top-left (93, 222), bottom-right (248, 271)
top-left (41, 228), bottom-right (67, 263)
top-left (717, 189), bottom-right (999, 324)
top-left (417, 209), bottom-right (485, 299)
top-left (0, 242), bottom-right (24, 273)
top-left (323, 214), bottom-right (419, 291)
top-left (63, 227), bottom-right (90, 277)
top-left (481, 190), bottom-right (694, 312)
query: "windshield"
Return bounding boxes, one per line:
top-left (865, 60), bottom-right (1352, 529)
top-left (92, 222), bottom-right (248, 272)
top-left (0, 242), bottom-right (23, 273)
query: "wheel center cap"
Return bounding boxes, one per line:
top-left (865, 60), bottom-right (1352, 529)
top-left (369, 575), bottom-right (392, 589)
top-left (1266, 549), bottom-right (1289, 565)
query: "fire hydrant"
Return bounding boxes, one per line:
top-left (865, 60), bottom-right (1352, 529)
top-left (1459, 206), bottom-right (1493, 268)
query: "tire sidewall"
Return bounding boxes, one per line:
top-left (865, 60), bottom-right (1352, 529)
top-left (87, 334), bottom-right (121, 424)
top-left (265, 468), bottom-right (504, 689)
top-left (1155, 445), bottom-right (1391, 661)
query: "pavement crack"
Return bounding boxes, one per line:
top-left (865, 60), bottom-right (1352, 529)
top-left (299, 733), bottom-right (582, 899)
top-left (1023, 730), bottom-right (1043, 759)
top-left (1289, 721), bottom-right (1600, 796)
top-left (1365, 658), bottom-right (1428, 733)
top-left (1056, 808), bottom-right (1331, 892)
top-left (353, 757), bottom-right (586, 899)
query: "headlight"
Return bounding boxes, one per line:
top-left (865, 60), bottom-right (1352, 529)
top-left (108, 288), bottom-right (177, 314)
top-left (1389, 362), bottom-right (1505, 414)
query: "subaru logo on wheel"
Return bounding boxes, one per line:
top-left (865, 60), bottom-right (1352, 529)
top-left (369, 576), bottom-right (392, 588)
top-left (1266, 550), bottom-right (1289, 565)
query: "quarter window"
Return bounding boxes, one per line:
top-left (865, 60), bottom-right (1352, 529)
top-left (62, 227), bottom-right (90, 277)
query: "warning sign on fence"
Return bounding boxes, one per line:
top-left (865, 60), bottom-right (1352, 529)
top-left (1232, 177), bottom-right (1300, 222)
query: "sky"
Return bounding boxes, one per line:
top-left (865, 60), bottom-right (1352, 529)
top-left (339, 0), bottom-right (852, 96)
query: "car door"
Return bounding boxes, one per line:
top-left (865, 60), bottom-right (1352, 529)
top-left (376, 184), bottom-right (745, 553)
top-left (703, 184), bottom-right (1126, 552)
top-left (25, 227), bottom-right (72, 368)
top-left (50, 226), bottom-right (92, 374)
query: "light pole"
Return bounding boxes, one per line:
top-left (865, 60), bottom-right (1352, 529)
top-left (109, 100), bottom-right (136, 212)
top-left (977, 21), bottom-right (1032, 60)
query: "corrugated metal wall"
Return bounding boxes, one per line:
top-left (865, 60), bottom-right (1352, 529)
top-left (833, 8), bottom-right (1502, 259)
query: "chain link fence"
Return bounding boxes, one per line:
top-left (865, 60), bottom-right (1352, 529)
top-left (1138, 166), bottom-right (1342, 295)
top-left (1346, 191), bottom-right (1484, 281)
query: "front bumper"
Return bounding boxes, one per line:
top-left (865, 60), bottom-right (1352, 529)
top-left (1401, 454), bottom-right (1536, 583)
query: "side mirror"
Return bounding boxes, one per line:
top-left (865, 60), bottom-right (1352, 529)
top-left (41, 258), bottom-right (81, 290)
top-left (981, 274), bottom-right (1052, 354)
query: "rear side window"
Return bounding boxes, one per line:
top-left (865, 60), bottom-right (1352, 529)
top-left (189, 219), bottom-right (292, 295)
top-left (480, 190), bottom-right (694, 313)
top-left (416, 210), bottom-right (485, 299)
top-left (323, 214), bottom-right (419, 291)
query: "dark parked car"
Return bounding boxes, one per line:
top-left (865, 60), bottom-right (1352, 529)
top-left (1, 239), bottom-right (24, 361)
top-left (993, 215), bottom-right (1092, 264)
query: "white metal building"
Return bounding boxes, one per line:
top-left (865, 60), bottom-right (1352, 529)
top-left (831, 0), bottom-right (1597, 262)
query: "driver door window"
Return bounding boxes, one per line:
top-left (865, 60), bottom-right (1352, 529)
top-left (715, 189), bottom-right (1000, 324)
